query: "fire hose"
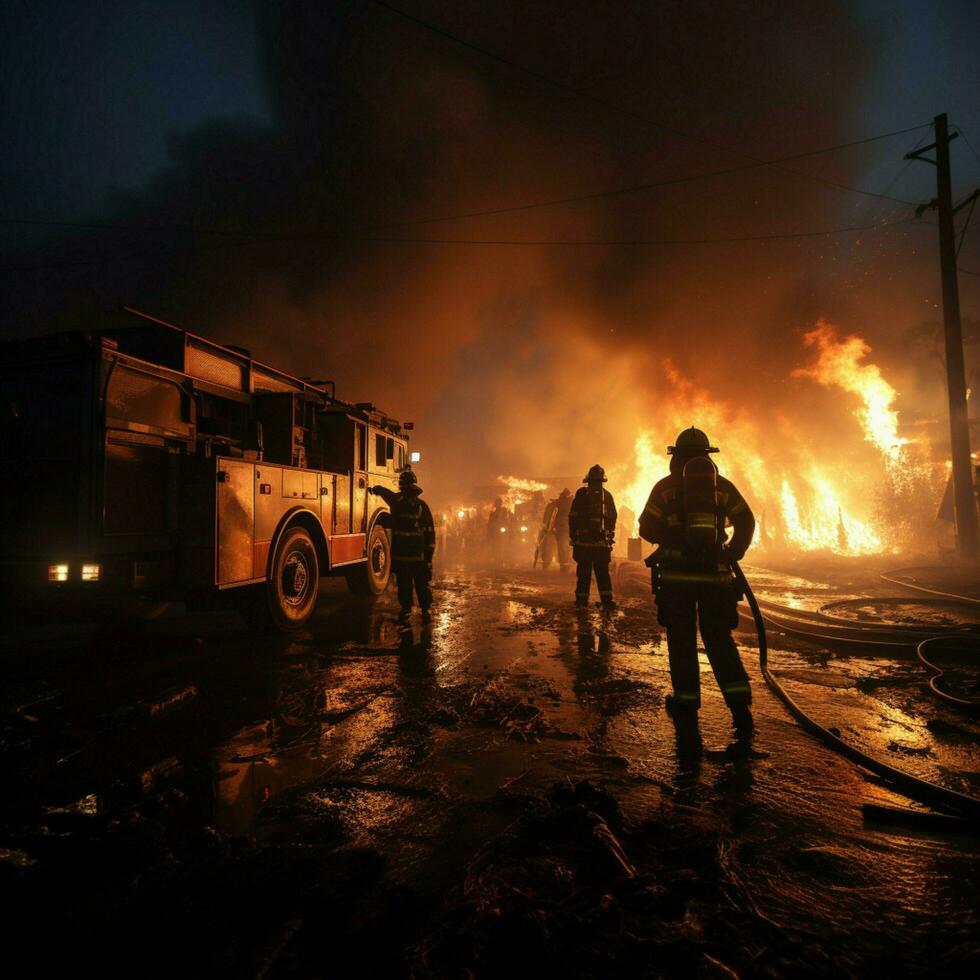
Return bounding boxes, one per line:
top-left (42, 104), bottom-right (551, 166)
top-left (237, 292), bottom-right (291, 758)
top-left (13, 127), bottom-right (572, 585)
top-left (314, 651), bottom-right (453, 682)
top-left (879, 566), bottom-right (980, 607)
top-left (732, 562), bottom-right (980, 821)
top-left (755, 595), bottom-right (976, 652)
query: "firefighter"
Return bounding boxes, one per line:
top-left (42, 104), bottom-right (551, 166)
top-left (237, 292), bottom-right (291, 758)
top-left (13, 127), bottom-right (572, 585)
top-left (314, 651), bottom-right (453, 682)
top-left (487, 497), bottom-right (511, 566)
top-left (569, 465), bottom-right (617, 607)
top-left (555, 488), bottom-right (573, 572)
top-left (535, 496), bottom-right (559, 568)
top-left (639, 427), bottom-right (756, 737)
top-left (370, 470), bottom-right (435, 621)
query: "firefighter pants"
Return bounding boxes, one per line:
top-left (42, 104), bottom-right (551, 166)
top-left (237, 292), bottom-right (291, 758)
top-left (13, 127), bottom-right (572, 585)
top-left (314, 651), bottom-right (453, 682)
top-left (574, 548), bottom-right (613, 604)
top-left (395, 562), bottom-right (432, 611)
top-left (656, 585), bottom-right (750, 710)
top-left (540, 532), bottom-right (557, 568)
top-left (556, 536), bottom-right (570, 571)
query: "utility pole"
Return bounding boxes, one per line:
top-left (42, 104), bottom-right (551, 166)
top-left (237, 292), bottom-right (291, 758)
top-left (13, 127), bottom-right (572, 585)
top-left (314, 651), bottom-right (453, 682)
top-left (908, 113), bottom-right (978, 559)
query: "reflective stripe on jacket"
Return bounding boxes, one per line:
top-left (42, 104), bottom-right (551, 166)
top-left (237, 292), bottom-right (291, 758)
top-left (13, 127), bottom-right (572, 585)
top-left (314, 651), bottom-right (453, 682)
top-left (638, 470), bottom-right (754, 564)
top-left (391, 497), bottom-right (435, 561)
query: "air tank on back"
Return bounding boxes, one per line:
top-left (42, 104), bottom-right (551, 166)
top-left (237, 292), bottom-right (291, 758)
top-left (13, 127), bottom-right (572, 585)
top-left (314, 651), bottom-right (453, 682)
top-left (682, 456), bottom-right (719, 558)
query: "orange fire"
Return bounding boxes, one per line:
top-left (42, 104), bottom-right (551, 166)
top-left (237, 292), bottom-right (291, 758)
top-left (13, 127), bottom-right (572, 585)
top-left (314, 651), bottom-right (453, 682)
top-left (611, 320), bottom-right (939, 557)
top-left (496, 475), bottom-right (549, 509)
top-left (497, 475), bottom-right (549, 494)
top-left (792, 320), bottom-right (909, 464)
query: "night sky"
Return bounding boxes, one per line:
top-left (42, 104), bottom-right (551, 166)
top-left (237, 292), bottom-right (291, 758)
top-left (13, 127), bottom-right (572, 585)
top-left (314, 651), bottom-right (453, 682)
top-left (2, 0), bottom-right (978, 501)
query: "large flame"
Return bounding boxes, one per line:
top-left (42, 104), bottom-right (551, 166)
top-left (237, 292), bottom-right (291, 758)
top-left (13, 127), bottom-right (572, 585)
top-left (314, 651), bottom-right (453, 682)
top-left (496, 474), bottom-right (549, 510)
top-left (496, 475), bottom-right (549, 494)
top-left (793, 320), bottom-right (908, 463)
top-left (610, 319), bottom-right (938, 557)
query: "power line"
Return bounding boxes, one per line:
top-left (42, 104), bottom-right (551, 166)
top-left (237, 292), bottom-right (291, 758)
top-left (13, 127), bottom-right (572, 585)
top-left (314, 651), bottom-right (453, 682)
top-left (0, 215), bottom-right (920, 274)
top-left (371, 151), bottom-right (918, 232)
top-left (1, 122), bottom-right (929, 241)
top-left (0, 217), bottom-right (257, 237)
top-left (953, 126), bottom-right (980, 169)
top-left (1, 123), bottom-right (929, 239)
top-left (368, 0), bottom-right (927, 214)
top-left (0, 134), bottom-right (920, 238)
top-left (957, 193), bottom-right (977, 258)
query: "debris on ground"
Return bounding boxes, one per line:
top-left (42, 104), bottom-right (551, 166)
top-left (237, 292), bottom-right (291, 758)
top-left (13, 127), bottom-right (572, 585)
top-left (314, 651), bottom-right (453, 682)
top-left (411, 779), bottom-right (833, 978)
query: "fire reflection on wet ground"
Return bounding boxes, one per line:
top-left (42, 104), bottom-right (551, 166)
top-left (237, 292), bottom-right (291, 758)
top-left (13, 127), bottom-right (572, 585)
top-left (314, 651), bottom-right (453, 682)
top-left (1, 562), bottom-right (978, 975)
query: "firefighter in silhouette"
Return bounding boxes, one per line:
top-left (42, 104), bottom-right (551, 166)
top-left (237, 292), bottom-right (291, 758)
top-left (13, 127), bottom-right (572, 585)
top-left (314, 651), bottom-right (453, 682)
top-left (370, 470), bottom-right (435, 621)
top-left (555, 488), bottom-right (573, 572)
top-left (487, 496), bottom-right (511, 566)
top-left (535, 495), bottom-right (559, 568)
top-left (639, 428), bottom-right (756, 737)
top-left (569, 465), bottom-right (617, 607)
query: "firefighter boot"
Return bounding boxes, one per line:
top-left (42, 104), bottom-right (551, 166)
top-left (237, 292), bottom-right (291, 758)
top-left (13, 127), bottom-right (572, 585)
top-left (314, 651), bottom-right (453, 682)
top-left (665, 694), bottom-right (701, 752)
top-left (731, 702), bottom-right (754, 739)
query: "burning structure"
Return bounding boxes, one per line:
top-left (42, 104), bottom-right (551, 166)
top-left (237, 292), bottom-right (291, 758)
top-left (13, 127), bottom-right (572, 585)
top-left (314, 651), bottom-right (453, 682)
top-left (612, 318), bottom-right (955, 558)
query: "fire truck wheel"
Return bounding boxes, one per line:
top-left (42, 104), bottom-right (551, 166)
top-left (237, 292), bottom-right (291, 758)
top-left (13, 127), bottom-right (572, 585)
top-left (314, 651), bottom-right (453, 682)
top-left (264, 525), bottom-right (320, 630)
top-left (346, 523), bottom-right (391, 595)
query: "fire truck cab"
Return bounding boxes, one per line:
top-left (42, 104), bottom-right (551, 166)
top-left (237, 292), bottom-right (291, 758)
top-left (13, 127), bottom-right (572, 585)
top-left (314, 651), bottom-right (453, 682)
top-left (0, 309), bottom-right (410, 630)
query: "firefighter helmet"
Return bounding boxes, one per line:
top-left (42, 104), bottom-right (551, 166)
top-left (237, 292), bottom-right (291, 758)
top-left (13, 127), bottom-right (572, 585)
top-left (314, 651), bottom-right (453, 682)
top-left (667, 427), bottom-right (719, 456)
top-left (583, 464), bottom-right (607, 484)
top-left (399, 469), bottom-right (419, 490)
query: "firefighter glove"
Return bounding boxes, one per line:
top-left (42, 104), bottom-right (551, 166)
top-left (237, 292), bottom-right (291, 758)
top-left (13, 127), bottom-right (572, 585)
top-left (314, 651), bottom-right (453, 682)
top-left (721, 542), bottom-right (744, 563)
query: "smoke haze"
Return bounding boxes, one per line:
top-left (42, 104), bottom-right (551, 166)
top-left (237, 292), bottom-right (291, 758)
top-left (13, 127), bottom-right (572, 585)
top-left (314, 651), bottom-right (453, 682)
top-left (2, 1), bottom-right (978, 524)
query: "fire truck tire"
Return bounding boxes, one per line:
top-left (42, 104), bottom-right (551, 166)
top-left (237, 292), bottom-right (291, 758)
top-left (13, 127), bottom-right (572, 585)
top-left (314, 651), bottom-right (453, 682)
top-left (346, 523), bottom-right (391, 595)
top-left (253, 525), bottom-right (320, 631)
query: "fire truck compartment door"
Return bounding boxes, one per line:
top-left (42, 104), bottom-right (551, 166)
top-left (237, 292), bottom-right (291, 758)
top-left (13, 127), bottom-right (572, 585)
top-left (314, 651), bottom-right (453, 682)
top-left (352, 472), bottom-right (367, 533)
top-left (217, 459), bottom-right (255, 584)
top-left (333, 474), bottom-right (350, 534)
top-left (281, 469), bottom-right (318, 501)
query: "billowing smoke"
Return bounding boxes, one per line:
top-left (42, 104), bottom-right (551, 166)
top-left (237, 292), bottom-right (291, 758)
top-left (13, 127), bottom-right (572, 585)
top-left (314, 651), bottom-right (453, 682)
top-left (3, 1), bottom-right (973, 548)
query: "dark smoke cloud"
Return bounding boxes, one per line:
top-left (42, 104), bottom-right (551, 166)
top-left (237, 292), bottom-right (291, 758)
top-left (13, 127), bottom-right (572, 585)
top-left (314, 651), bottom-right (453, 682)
top-left (3, 1), bottom-right (927, 504)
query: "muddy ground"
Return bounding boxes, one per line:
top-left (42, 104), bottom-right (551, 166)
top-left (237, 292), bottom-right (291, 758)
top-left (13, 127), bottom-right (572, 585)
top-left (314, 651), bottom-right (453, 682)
top-left (1, 561), bottom-right (979, 977)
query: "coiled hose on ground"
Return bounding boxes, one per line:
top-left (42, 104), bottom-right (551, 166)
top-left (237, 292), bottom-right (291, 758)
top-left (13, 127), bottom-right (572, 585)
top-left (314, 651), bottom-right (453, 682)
top-left (732, 563), bottom-right (980, 820)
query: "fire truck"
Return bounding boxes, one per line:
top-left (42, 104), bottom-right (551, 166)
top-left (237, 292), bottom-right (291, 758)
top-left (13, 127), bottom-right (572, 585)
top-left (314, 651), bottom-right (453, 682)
top-left (0, 308), bottom-right (411, 630)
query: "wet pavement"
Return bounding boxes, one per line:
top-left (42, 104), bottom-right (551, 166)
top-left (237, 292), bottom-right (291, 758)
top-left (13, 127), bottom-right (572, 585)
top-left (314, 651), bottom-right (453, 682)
top-left (2, 562), bottom-right (979, 977)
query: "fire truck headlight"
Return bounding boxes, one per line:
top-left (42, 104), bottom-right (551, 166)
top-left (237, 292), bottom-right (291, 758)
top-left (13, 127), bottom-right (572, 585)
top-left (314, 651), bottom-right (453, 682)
top-left (48, 563), bottom-right (69, 582)
top-left (81, 563), bottom-right (102, 583)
